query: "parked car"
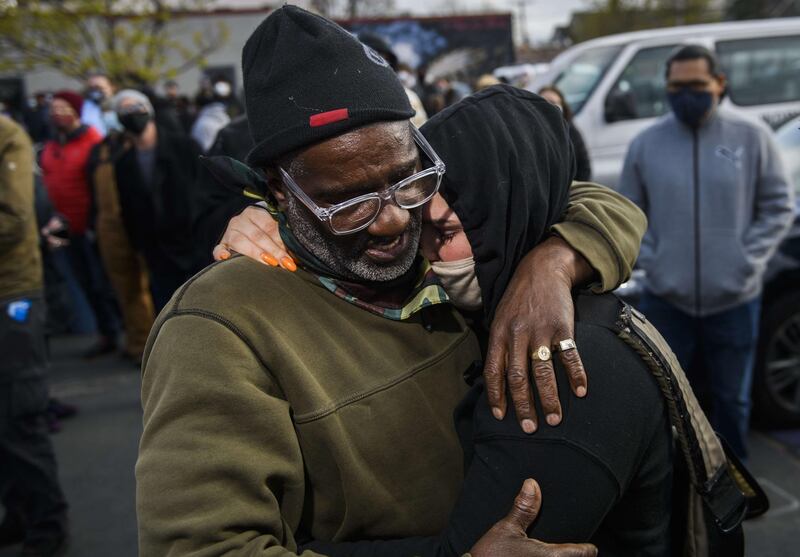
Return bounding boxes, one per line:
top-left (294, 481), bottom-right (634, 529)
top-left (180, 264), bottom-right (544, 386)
top-left (493, 63), bottom-right (549, 88)
top-left (753, 116), bottom-right (800, 426)
top-left (617, 117), bottom-right (800, 426)
top-left (530, 18), bottom-right (800, 187)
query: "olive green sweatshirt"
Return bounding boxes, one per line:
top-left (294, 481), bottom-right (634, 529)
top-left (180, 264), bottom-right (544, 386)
top-left (138, 259), bottom-right (480, 556)
top-left (137, 182), bottom-right (646, 556)
top-left (0, 116), bottom-right (42, 301)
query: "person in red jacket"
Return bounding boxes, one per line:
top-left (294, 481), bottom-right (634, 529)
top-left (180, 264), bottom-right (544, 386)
top-left (40, 91), bottom-right (120, 358)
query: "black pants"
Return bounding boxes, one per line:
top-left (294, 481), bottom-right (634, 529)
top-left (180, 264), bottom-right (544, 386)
top-left (65, 234), bottom-right (120, 337)
top-left (0, 296), bottom-right (68, 542)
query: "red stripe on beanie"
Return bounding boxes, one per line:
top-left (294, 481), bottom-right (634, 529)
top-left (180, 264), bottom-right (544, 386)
top-left (309, 108), bottom-right (349, 128)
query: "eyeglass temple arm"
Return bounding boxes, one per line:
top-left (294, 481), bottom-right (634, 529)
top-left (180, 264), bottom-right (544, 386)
top-left (278, 168), bottom-right (331, 219)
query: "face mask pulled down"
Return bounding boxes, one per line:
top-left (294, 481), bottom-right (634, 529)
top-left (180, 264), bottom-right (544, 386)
top-left (431, 257), bottom-right (483, 312)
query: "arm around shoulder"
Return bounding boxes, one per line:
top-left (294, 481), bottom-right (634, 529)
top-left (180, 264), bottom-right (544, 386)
top-left (550, 181), bottom-right (647, 292)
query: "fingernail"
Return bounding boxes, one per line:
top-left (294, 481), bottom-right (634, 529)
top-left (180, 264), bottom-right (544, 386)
top-left (219, 250), bottom-right (230, 261)
top-left (522, 478), bottom-right (537, 496)
top-left (261, 253), bottom-right (278, 266)
top-left (281, 257), bottom-right (297, 272)
top-left (492, 407), bottom-right (504, 420)
top-left (576, 386), bottom-right (587, 397)
top-left (522, 419), bottom-right (537, 434)
top-left (546, 413), bottom-right (561, 426)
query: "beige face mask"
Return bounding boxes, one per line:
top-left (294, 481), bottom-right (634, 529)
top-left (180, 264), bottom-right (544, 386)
top-left (431, 257), bottom-right (483, 312)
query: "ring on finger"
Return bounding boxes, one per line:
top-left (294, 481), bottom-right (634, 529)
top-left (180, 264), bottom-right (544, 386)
top-left (531, 345), bottom-right (551, 362)
top-left (555, 338), bottom-right (577, 352)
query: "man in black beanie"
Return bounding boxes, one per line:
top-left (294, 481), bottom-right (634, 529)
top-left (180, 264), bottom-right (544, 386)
top-left (137, 7), bottom-right (609, 557)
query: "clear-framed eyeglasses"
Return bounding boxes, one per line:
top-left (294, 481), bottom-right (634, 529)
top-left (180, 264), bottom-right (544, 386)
top-left (278, 126), bottom-right (445, 235)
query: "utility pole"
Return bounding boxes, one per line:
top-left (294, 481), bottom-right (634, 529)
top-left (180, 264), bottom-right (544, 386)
top-left (515, 0), bottom-right (533, 47)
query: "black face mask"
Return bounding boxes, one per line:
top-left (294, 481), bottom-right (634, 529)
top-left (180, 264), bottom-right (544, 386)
top-left (119, 112), bottom-right (151, 135)
top-left (668, 89), bottom-right (713, 128)
top-left (86, 88), bottom-right (105, 104)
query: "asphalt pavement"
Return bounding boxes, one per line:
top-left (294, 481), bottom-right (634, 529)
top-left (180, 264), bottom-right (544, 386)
top-left (1, 334), bottom-right (799, 557)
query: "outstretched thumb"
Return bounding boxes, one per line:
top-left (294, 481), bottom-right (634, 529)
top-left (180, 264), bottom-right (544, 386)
top-left (549, 543), bottom-right (599, 557)
top-left (503, 478), bottom-right (542, 533)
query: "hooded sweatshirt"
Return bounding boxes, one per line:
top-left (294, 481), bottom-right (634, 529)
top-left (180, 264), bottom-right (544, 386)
top-left (618, 108), bottom-right (794, 317)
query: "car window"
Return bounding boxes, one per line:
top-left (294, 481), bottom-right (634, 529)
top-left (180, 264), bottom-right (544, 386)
top-left (604, 45), bottom-right (677, 123)
top-left (776, 118), bottom-right (800, 195)
top-left (553, 45), bottom-right (622, 115)
top-left (777, 118), bottom-right (800, 147)
top-left (717, 35), bottom-right (800, 107)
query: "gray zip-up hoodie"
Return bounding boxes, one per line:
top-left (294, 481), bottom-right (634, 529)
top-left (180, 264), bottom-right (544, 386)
top-left (619, 109), bottom-right (794, 317)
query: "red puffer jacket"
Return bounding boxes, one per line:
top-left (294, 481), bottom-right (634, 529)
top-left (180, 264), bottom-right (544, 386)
top-left (40, 125), bottom-right (103, 235)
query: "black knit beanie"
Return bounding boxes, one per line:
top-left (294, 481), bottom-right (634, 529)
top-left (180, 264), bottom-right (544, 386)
top-left (242, 5), bottom-right (415, 167)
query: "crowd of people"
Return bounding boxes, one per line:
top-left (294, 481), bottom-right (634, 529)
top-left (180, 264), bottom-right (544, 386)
top-left (0, 4), bottom-right (793, 557)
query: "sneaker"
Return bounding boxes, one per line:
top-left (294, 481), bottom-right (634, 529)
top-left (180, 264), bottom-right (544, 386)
top-left (82, 336), bottom-right (117, 359)
top-left (0, 512), bottom-right (25, 548)
top-left (20, 534), bottom-right (69, 557)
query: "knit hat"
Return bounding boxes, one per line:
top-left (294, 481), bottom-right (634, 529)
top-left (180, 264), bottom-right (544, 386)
top-left (357, 33), bottom-right (399, 71)
top-left (242, 5), bottom-right (414, 167)
top-left (111, 89), bottom-right (155, 116)
top-left (53, 90), bottom-right (84, 116)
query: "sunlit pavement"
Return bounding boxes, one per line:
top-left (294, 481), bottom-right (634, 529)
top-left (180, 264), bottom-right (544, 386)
top-left (1, 335), bottom-right (799, 557)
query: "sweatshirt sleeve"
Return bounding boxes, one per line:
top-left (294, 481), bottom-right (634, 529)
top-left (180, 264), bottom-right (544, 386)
top-left (0, 121), bottom-right (35, 255)
top-left (137, 313), bottom-right (326, 557)
top-left (742, 127), bottom-right (795, 268)
top-left (550, 181), bottom-right (647, 293)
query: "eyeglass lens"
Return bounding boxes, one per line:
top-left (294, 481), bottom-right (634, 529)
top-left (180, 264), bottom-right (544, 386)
top-left (329, 173), bottom-right (439, 233)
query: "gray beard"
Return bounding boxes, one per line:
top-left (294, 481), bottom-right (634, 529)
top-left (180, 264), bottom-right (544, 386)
top-left (284, 195), bottom-right (421, 283)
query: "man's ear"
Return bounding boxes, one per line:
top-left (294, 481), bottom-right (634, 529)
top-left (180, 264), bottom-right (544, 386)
top-left (714, 72), bottom-right (728, 101)
top-left (264, 167), bottom-right (288, 209)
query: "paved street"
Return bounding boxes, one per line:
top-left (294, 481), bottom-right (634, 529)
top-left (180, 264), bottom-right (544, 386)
top-left (2, 334), bottom-right (799, 556)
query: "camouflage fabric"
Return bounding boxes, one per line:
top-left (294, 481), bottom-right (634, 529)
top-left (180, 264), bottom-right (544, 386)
top-left (199, 155), bottom-right (451, 321)
top-left (317, 259), bottom-right (449, 321)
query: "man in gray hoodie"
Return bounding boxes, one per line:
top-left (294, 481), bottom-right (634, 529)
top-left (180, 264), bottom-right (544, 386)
top-left (618, 45), bottom-right (794, 460)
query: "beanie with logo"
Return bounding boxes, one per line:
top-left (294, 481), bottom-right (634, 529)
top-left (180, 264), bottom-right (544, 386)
top-left (242, 5), bottom-right (414, 167)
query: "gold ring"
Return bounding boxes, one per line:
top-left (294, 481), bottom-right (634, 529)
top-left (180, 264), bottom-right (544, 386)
top-left (556, 338), bottom-right (577, 352)
top-left (531, 345), bottom-right (551, 362)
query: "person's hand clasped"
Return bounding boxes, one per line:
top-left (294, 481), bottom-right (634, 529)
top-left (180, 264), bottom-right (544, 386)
top-left (41, 215), bottom-right (69, 250)
top-left (484, 236), bottom-right (592, 434)
top-left (213, 205), bottom-right (297, 271)
top-left (470, 479), bottom-right (597, 557)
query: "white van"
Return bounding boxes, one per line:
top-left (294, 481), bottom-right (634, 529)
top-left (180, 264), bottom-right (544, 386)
top-left (529, 18), bottom-right (800, 187)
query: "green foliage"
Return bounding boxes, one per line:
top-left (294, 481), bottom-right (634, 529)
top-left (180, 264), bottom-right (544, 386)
top-left (0, 0), bottom-right (229, 86)
top-left (726, 0), bottom-right (800, 19)
top-left (572, 0), bottom-right (718, 42)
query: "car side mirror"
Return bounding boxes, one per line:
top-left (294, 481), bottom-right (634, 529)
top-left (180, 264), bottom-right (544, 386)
top-left (605, 89), bottom-right (638, 123)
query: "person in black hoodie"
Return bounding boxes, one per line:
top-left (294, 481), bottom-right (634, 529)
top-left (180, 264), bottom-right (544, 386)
top-left (110, 89), bottom-right (200, 310)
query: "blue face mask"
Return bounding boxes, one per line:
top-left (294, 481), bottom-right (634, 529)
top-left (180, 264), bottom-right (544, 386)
top-left (668, 89), bottom-right (713, 128)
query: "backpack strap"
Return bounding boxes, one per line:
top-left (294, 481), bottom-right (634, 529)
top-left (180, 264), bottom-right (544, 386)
top-left (574, 294), bottom-right (768, 532)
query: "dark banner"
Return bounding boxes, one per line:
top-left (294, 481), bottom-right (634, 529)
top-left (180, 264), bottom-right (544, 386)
top-left (339, 13), bottom-right (515, 81)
